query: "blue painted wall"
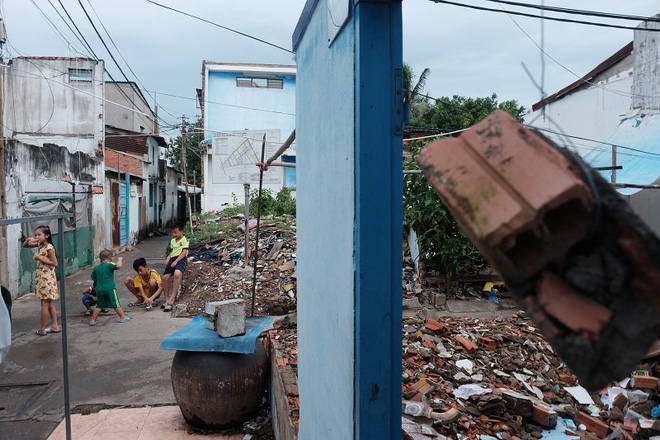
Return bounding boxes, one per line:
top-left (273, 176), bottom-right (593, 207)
top-left (202, 66), bottom-right (296, 210)
top-left (294, 0), bottom-right (403, 438)
top-left (295, 1), bottom-right (356, 438)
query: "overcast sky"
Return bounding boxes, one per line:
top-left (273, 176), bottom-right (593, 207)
top-left (2, 0), bottom-right (660, 139)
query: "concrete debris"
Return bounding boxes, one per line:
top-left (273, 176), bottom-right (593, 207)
top-left (212, 298), bottom-right (246, 338)
top-left (399, 313), bottom-right (660, 439)
top-left (178, 221), bottom-right (297, 316)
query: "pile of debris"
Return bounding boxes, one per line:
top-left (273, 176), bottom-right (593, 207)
top-left (401, 313), bottom-right (660, 440)
top-left (178, 220), bottom-right (297, 317)
top-left (269, 328), bottom-right (299, 433)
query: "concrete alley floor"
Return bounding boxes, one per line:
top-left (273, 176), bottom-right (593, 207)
top-left (46, 406), bottom-right (243, 440)
top-left (0, 235), bottom-right (192, 440)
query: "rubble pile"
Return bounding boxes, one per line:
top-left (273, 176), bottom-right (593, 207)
top-left (401, 314), bottom-right (660, 440)
top-left (179, 221), bottom-right (297, 316)
top-left (269, 328), bottom-right (299, 432)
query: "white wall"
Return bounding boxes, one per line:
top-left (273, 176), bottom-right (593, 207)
top-left (526, 61), bottom-right (633, 155)
top-left (105, 82), bottom-right (156, 133)
top-left (2, 58), bottom-right (106, 295)
top-left (202, 64), bottom-right (296, 211)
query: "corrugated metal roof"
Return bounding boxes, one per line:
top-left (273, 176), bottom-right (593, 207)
top-left (584, 113), bottom-right (660, 195)
top-left (532, 42), bottom-right (633, 112)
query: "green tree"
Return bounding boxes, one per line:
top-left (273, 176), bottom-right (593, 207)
top-left (404, 94), bottom-right (526, 277)
top-left (167, 117), bottom-right (203, 187)
top-left (403, 63), bottom-right (431, 123)
top-left (412, 93), bottom-right (525, 129)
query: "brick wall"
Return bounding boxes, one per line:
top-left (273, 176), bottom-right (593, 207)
top-left (105, 148), bottom-right (143, 177)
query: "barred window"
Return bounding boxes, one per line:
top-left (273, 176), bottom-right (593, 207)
top-left (69, 68), bottom-right (93, 82)
top-left (236, 77), bottom-right (283, 89)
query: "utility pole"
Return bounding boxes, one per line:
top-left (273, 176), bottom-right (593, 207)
top-left (181, 115), bottom-right (193, 235)
top-left (0, 57), bottom-right (8, 287)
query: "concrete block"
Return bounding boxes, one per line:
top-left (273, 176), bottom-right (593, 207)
top-left (432, 293), bottom-right (446, 308)
top-left (213, 299), bottom-right (246, 338)
top-left (403, 297), bottom-right (422, 310)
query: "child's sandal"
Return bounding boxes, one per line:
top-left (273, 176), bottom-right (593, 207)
top-left (85, 310), bottom-right (92, 316)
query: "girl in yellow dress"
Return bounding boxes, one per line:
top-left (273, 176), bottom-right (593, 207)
top-left (23, 225), bottom-right (60, 336)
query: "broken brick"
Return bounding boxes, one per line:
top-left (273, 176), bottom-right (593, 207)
top-left (531, 403), bottom-right (557, 428)
top-left (577, 411), bottom-right (609, 438)
top-left (631, 375), bottom-right (659, 390)
top-left (425, 319), bottom-right (451, 337)
top-left (558, 374), bottom-right (578, 385)
top-left (477, 337), bottom-right (498, 350)
top-left (455, 336), bottom-right (478, 353)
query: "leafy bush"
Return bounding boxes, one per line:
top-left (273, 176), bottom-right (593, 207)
top-left (403, 143), bottom-right (484, 276)
top-left (275, 187), bottom-right (296, 216)
top-left (222, 187), bottom-right (295, 218)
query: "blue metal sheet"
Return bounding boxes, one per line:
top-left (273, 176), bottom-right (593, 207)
top-left (159, 315), bottom-right (273, 354)
top-left (584, 114), bottom-right (660, 195)
top-left (119, 182), bottom-right (128, 245)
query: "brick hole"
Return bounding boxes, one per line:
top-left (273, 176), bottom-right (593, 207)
top-left (505, 229), bottom-right (544, 271)
top-left (544, 199), bottom-right (591, 241)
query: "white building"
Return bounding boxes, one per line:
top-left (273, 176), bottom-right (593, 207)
top-left (201, 62), bottom-right (296, 211)
top-left (0, 57), bottom-right (106, 296)
top-left (525, 42), bottom-right (634, 151)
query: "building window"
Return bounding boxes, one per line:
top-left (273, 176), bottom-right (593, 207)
top-left (282, 155), bottom-right (296, 189)
top-left (236, 77), bottom-right (283, 89)
top-left (69, 68), bottom-right (93, 82)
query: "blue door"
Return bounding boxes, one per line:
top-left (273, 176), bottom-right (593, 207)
top-left (119, 182), bottom-right (128, 245)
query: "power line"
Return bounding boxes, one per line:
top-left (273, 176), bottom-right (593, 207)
top-left (428, 0), bottom-right (660, 32)
top-left (149, 89), bottom-right (296, 116)
top-left (49, 0), bottom-right (164, 128)
top-left (75, 0), bottom-right (159, 131)
top-left (481, 0), bottom-right (660, 23)
top-left (529, 125), bottom-right (660, 158)
top-left (81, 0), bottom-right (180, 122)
top-left (55, 0), bottom-right (100, 59)
top-left (145, 0), bottom-right (293, 53)
top-left (46, 0), bottom-right (94, 58)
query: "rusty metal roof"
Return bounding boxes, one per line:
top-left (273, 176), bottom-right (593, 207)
top-left (532, 42), bottom-right (633, 112)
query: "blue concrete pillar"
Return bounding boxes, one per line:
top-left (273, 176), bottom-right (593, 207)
top-left (293, 0), bottom-right (403, 438)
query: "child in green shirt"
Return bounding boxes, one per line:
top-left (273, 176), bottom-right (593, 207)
top-left (89, 250), bottom-right (130, 325)
top-left (162, 225), bottom-right (189, 312)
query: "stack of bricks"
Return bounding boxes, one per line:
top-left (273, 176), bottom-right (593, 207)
top-left (418, 110), bottom-right (660, 391)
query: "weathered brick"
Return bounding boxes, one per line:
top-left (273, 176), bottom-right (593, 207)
top-left (631, 375), bottom-right (659, 390)
top-left (417, 110), bottom-right (592, 284)
top-left (477, 336), bottom-right (498, 350)
top-left (577, 412), bottom-right (609, 438)
top-left (531, 403), bottom-right (557, 428)
top-left (455, 336), bottom-right (478, 353)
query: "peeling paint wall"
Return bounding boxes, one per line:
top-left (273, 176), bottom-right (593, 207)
top-left (633, 17), bottom-right (660, 111)
top-left (2, 57), bottom-right (106, 297)
top-left (4, 141), bottom-right (105, 296)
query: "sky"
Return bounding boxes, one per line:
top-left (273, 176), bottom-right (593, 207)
top-left (2, 0), bottom-right (660, 140)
